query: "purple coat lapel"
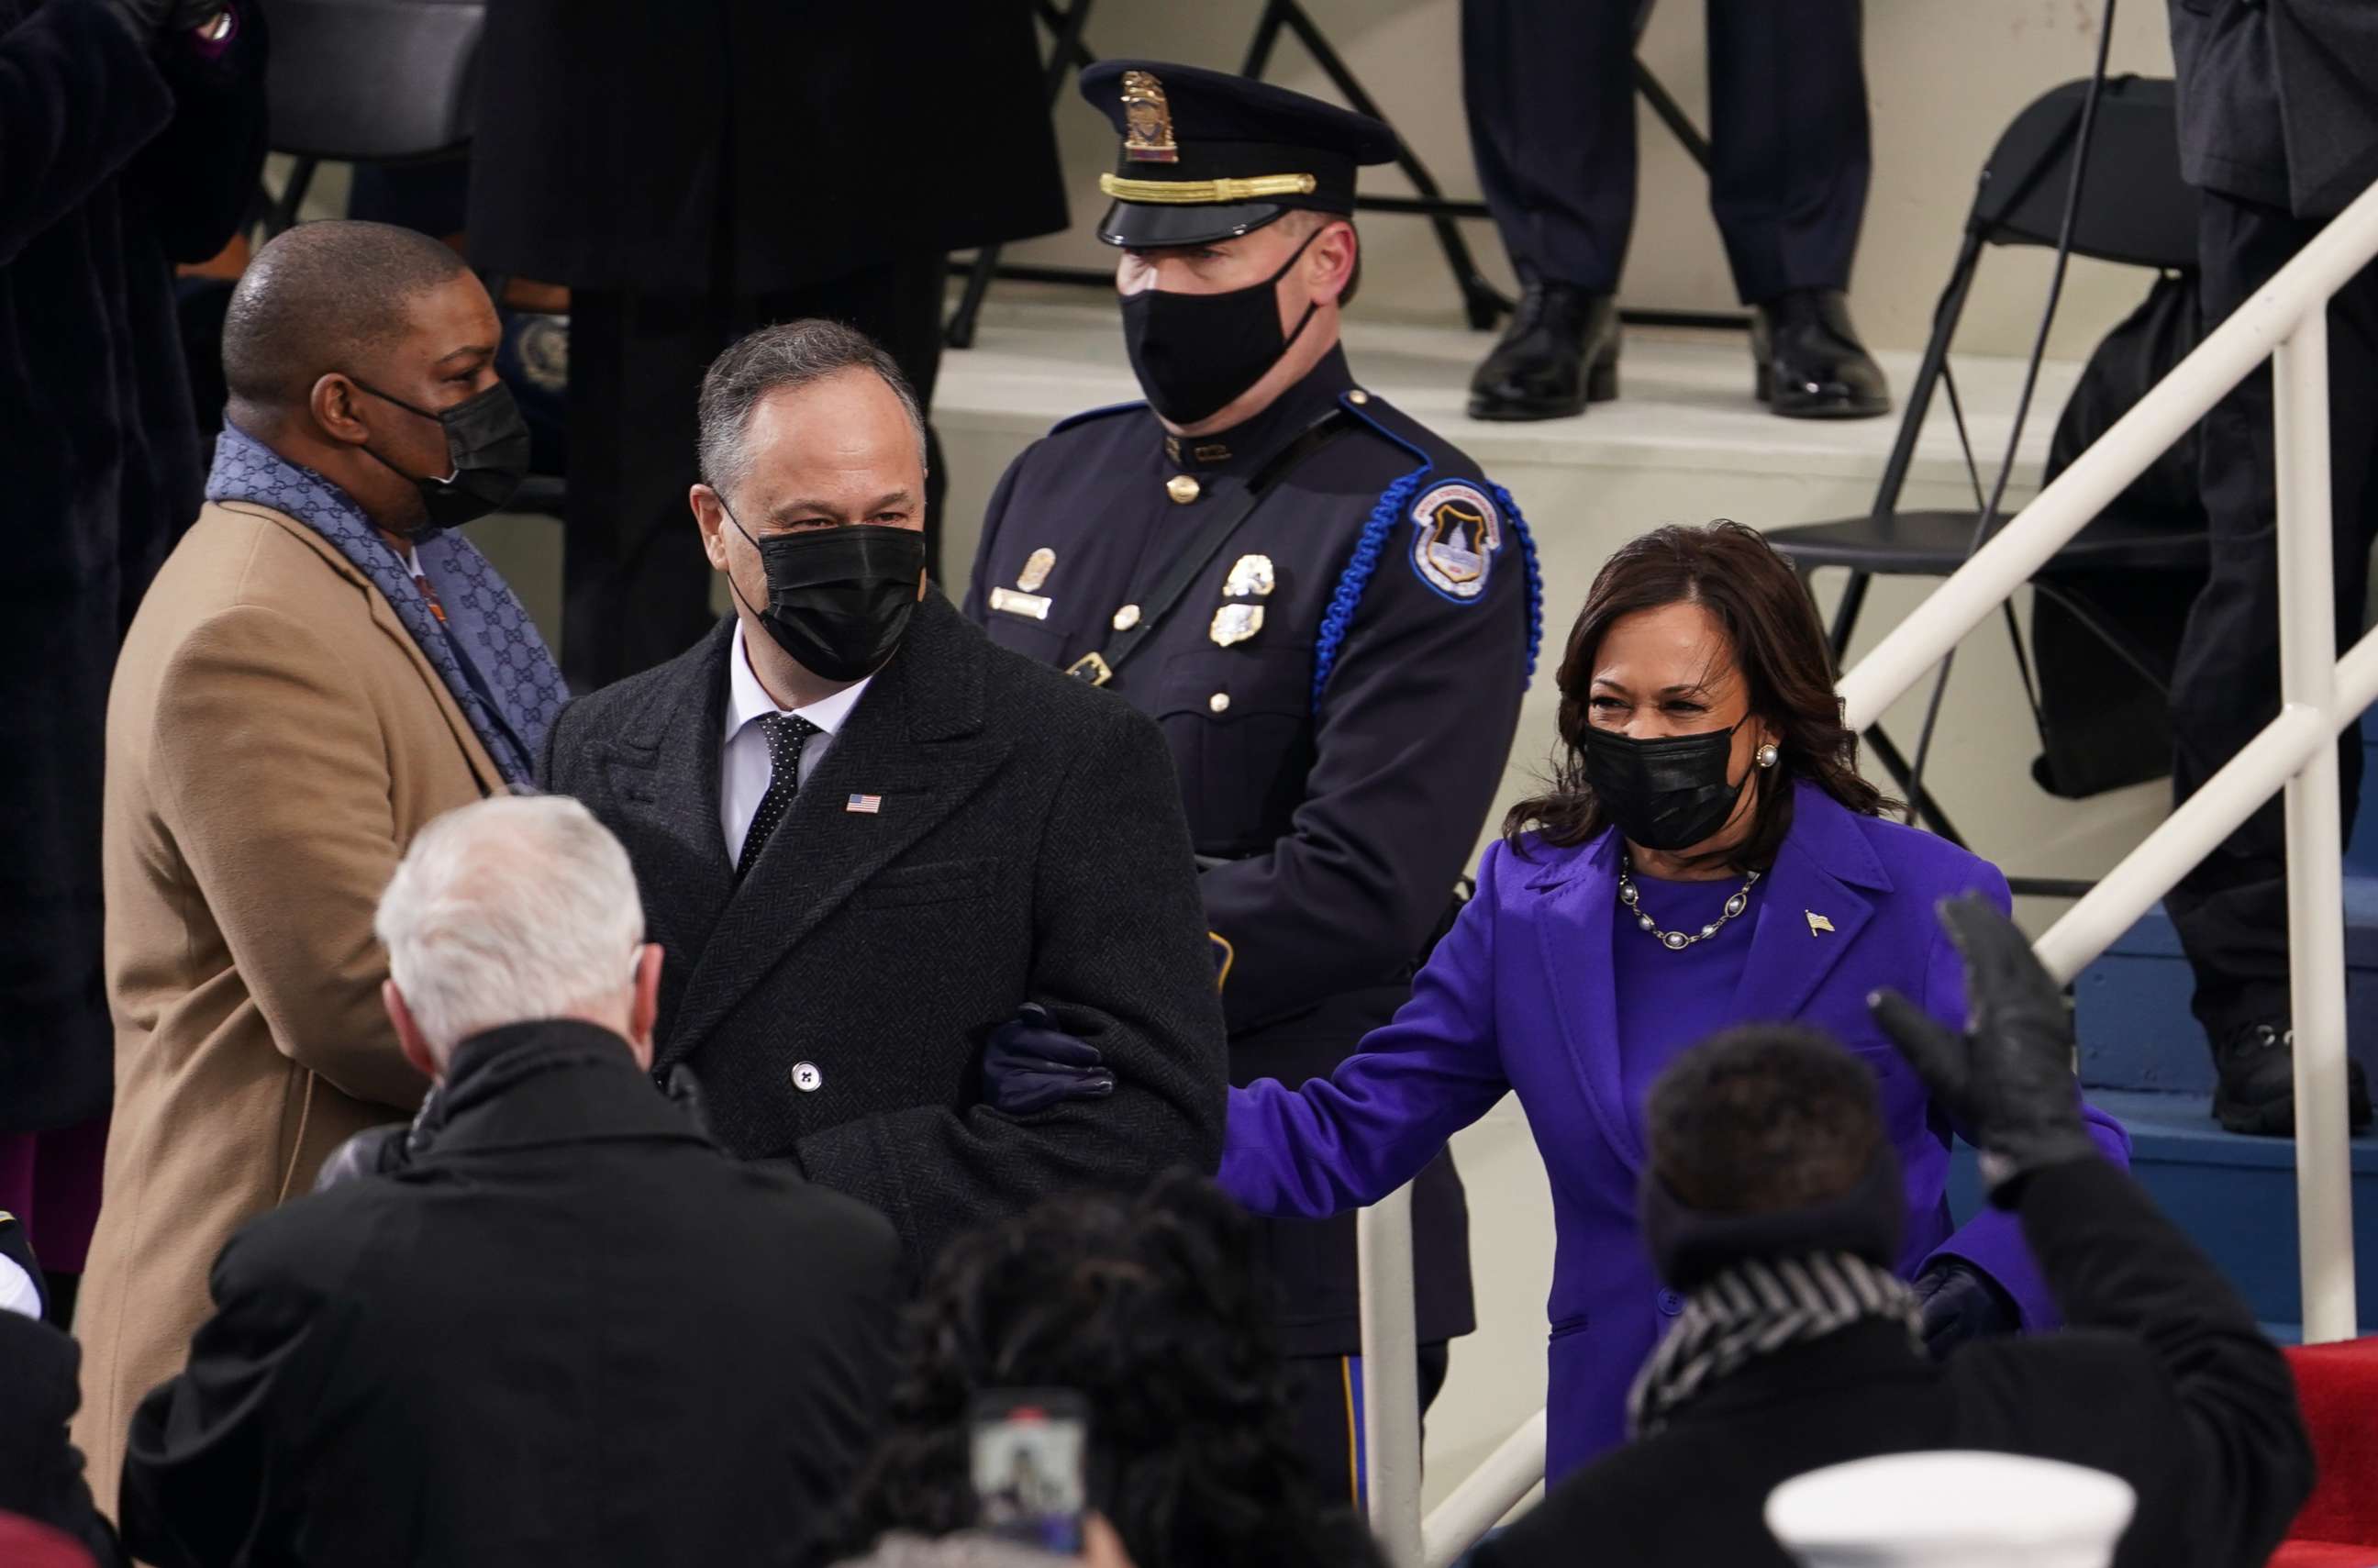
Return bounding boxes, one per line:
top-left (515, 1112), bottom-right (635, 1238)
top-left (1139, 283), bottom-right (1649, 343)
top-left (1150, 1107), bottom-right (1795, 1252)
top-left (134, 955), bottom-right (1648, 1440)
top-left (1725, 783), bottom-right (1888, 1027)
top-left (1531, 834), bottom-right (1641, 1168)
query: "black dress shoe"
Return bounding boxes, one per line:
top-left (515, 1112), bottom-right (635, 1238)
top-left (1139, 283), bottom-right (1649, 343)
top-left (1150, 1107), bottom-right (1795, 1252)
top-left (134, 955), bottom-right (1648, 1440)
top-left (1468, 283), bottom-right (1620, 422)
top-left (2210, 1018), bottom-right (2374, 1137)
top-left (1752, 288), bottom-right (1891, 419)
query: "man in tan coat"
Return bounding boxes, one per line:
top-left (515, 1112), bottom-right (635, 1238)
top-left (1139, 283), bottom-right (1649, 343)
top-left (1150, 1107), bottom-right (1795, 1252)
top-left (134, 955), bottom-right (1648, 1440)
top-left (76, 220), bottom-right (564, 1511)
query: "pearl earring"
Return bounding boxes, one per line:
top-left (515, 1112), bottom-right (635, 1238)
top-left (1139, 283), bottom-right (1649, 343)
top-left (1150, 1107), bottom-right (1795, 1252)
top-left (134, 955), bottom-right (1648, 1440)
top-left (1755, 742), bottom-right (1780, 770)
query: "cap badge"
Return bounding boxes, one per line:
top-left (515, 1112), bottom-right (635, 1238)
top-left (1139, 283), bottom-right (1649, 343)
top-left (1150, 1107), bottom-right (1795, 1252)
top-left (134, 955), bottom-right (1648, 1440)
top-left (1017, 547), bottom-right (1056, 593)
top-left (1121, 71), bottom-right (1179, 164)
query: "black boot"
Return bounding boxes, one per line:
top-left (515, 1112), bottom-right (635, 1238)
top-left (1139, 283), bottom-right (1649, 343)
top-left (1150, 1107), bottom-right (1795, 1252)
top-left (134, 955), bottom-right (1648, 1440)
top-left (1752, 288), bottom-right (1890, 419)
top-left (2210, 1018), bottom-right (2374, 1137)
top-left (1467, 283), bottom-right (1620, 422)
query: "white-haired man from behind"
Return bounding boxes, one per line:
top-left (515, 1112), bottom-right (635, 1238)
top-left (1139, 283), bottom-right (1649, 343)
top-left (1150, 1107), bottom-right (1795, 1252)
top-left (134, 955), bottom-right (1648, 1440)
top-left (117, 795), bottom-right (903, 1568)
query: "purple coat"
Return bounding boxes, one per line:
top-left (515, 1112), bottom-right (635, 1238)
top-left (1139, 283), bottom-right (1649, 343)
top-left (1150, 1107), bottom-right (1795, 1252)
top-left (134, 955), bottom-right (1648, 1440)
top-left (1221, 782), bottom-right (2133, 1479)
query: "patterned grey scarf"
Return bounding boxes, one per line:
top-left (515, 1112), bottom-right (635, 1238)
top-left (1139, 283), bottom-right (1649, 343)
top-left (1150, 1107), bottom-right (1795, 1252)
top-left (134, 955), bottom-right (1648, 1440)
top-left (205, 426), bottom-right (564, 786)
top-left (1627, 1251), bottom-right (1924, 1438)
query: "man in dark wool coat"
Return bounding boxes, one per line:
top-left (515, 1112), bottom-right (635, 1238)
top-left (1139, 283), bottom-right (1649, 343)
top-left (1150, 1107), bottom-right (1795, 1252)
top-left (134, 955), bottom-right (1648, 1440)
top-left (1474, 897), bottom-right (2312, 1568)
top-left (0, 0), bottom-right (266, 1309)
top-left (539, 318), bottom-right (1228, 1268)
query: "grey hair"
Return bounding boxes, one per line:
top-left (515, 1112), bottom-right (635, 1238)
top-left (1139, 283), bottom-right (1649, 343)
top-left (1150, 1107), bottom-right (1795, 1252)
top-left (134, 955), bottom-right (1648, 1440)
top-left (374, 795), bottom-right (646, 1061)
top-left (696, 318), bottom-right (929, 505)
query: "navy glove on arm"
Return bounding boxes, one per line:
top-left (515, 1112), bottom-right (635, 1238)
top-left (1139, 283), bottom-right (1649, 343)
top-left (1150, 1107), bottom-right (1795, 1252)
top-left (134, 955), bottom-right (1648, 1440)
top-left (983, 1004), bottom-right (1117, 1116)
top-left (1911, 1257), bottom-right (2019, 1357)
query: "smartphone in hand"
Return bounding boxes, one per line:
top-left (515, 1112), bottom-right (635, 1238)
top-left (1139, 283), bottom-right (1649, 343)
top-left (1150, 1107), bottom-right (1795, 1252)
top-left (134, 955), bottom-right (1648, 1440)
top-left (970, 1389), bottom-right (1090, 1555)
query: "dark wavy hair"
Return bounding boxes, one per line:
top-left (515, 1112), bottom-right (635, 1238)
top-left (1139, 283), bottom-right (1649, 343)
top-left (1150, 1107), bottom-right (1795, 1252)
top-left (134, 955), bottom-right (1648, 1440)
top-left (838, 1171), bottom-right (1385, 1568)
top-left (1504, 520), bottom-right (1895, 869)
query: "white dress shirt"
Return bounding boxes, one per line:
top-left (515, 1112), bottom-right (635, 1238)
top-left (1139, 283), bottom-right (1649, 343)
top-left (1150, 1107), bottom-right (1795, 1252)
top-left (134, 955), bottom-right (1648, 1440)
top-left (720, 619), bottom-right (872, 866)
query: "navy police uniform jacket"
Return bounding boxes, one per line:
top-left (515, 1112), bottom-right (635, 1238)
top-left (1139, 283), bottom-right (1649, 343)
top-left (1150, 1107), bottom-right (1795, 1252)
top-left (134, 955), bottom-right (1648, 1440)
top-left (965, 345), bottom-right (1540, 1354)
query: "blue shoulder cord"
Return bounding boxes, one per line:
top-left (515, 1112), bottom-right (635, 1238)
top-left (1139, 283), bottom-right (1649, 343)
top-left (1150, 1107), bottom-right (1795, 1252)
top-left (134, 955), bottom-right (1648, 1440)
top-left (1312, 402), bottom-right (1545, 706)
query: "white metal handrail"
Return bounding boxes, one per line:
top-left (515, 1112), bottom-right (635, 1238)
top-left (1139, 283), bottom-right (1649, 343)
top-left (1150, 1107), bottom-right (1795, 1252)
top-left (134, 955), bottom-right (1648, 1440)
top-left (1351, 176), bottom-right (2378, 1568)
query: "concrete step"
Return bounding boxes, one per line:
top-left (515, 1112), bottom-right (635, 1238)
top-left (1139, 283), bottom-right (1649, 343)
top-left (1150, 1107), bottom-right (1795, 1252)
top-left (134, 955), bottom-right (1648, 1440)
top-left (1949, 1090), bottom-right (2378, 1335)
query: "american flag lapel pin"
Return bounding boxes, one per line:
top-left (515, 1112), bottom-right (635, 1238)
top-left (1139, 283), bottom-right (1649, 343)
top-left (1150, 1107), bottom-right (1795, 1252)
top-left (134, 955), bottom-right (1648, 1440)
top-left (845, 794), bottom-right (883, 815)
top-left (1806, 910), bottom-right (1836, 937)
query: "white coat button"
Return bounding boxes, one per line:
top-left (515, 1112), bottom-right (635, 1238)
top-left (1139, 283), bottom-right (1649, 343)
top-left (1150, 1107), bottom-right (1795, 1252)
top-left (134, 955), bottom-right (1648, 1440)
top-left (1112, 604), bottom-right (1142, 631)
top-left (792, 1062), bottom-right (824, 1094)
top-left (1208, 692), bottom-right (1231, 714)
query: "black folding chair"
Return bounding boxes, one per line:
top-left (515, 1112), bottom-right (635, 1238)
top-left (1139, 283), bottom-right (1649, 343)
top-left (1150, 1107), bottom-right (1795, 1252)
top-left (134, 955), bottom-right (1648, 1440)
top-left (1767, 76), bottom-right (2204, 898)
top-left (251, 0), bottom-right (484, 239)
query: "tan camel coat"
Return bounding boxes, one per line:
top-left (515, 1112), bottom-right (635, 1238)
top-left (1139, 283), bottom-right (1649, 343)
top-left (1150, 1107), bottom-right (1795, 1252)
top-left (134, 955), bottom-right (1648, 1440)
top-left (73, 500), bottom-right (504, 1513)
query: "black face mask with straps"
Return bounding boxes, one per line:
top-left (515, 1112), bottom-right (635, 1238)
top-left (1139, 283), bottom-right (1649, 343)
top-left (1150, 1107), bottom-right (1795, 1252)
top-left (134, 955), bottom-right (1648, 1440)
top-left (718, 501), bottom-right (927, 683)
top-left (350, 378), bottom-right (532, 539)
top-left (1580, 717), bottom-right (1751, 853)
top-left (1119, 224), bottom-right (1325, 426)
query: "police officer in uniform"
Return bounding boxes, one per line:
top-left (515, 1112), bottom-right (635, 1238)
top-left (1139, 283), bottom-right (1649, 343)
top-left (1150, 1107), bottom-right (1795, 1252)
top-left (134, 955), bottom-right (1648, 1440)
top-left (963, 61), bottom-right (1541, 1498)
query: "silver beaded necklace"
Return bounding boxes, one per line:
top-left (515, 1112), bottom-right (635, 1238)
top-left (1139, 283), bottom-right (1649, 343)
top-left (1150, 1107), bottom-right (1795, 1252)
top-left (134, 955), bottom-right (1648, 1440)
top-left (1617, 856), bottom-right (1761, 951)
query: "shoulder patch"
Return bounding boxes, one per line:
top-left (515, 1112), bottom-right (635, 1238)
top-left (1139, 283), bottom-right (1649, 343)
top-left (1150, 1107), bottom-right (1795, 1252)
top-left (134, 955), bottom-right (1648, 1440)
top-left (1048, 400), bottom-right (1147, 437)
top-left (1407, 480), bottom-right (1503, 603)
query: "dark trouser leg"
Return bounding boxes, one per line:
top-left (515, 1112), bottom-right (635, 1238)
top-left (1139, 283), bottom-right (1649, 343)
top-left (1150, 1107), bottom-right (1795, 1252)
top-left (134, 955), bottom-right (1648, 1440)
top-left (1705, 0), bottom-right (1868, 303)
top-left (1282, 1343), bottom-right (1453, 1508)
top-left (561, 288), bottom-right (731, 691)
top-left (754, 252), bottom-right (952, 582)
top-left (1461, 0), bottom-right (1638, 290)
top-left (2167, 191), bottom-right (2378, 1032)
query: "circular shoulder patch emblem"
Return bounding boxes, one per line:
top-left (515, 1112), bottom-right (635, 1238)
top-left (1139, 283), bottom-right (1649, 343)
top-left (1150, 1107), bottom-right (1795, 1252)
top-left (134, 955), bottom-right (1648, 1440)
top-left (1408, 481), bottom-right (1502, 602)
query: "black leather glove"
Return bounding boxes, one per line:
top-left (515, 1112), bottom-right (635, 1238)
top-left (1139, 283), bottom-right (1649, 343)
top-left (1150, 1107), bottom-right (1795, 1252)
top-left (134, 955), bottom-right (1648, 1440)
top-left (983, 1005), bottom-right (1115, 1116)
top-left (311, 1124), bottom-right (412, 1193)
top-left (661, 1062), bottom-right (715, 1140)
top-left (1870, 894), bottom-right (2099, 1205)
top-left (1910, 1258), bottom-right (2018, 1358)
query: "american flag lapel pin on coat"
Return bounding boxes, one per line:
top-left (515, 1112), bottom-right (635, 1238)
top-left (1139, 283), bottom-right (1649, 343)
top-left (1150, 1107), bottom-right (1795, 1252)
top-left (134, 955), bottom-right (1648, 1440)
top-left (845, 794), bottom-right (883, 815)
top-left (1806, 910), bottom-right (1836, 936)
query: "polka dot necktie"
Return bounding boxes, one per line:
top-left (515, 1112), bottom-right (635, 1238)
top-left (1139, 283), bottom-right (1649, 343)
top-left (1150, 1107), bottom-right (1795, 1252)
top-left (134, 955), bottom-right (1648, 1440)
top-left (737, 712), bottom-right (822, 880)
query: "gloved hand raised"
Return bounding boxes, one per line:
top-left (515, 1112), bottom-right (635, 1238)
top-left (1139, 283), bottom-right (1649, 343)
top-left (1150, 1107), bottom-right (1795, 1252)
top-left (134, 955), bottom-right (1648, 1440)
top-left (1910, 1257), bottom-right (2018, 1358)
top-left (982, 1004), bottom-right (1116, 1116)
top-left (1869, 894), bottom-right (2098, 1205)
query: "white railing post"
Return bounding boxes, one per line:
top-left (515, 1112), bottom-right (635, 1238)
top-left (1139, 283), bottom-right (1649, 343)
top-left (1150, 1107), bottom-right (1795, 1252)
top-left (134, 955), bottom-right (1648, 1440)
top-left (1359, 1184), bottom-right (1423, 1568)
top-left (2274, 311), bottom-right (2359, 1343)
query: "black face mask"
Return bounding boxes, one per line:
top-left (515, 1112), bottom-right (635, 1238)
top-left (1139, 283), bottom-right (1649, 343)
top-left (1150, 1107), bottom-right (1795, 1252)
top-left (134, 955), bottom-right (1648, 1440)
top-left (719, 505), bottom-right (926, 683)
top-left (1119, 225), bottom-right (1325, 426)
top-left (352, 378), bottom-right (532, 537)
top-left (1580, 717), bottom-right (1751, 853)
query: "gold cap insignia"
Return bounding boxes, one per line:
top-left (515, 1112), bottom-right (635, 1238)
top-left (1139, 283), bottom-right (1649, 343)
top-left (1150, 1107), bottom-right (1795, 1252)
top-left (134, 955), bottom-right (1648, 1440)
top-left (1210, 603), bottom-right (1265, 647)
top-left (1017, 547), bottom-right (1056, 593)
top-left (1224, 553), bottom-right (1275, 598)
top-left (1121, 71), bottom-right (1179, 164)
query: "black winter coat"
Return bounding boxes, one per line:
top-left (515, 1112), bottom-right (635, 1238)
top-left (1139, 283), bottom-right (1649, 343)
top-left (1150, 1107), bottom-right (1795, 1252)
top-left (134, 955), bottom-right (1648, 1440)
top-left (119, 1020), bottom-right (905, 1568)
top-left (1472, 1159), bottom-right (2314, 1568)
top-left (0, 0), bottom-right (267, 1130)
top-left (0, 1311), bottom-right (122, 1568)
top-left (539, 595), bottom-right (1230, 1268)
top-left (465, 0), bottom-right (1067, 294)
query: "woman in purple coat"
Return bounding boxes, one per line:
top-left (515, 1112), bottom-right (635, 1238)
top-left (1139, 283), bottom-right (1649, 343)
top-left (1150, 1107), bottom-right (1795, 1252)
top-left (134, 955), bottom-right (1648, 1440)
top-left (1219, 521), bottom-right (2131, 1480)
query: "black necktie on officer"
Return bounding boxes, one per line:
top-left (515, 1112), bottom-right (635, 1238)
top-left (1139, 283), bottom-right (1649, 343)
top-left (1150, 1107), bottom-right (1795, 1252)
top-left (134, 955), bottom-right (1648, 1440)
top-left (739, 712), bottom-right (822, 878)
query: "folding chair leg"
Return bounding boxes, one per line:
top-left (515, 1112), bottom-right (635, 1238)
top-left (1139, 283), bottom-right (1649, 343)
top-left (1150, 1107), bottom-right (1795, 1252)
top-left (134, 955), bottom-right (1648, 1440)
top-left (1244, 0), bottom-right (1506, 329)
top-left (1862, 725), bottom-right (1970, 849)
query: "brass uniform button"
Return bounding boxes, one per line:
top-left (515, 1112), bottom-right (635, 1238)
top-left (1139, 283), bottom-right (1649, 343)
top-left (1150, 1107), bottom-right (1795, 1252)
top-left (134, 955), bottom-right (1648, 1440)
top-left (1166, 473), bottom-right (1202, 505)
top-left (1348, 388), bottom-right (1371, 405)
top-left (1112, 605), bottom-right (1142, 631)
top-left (1208, 692), bottom-right (1231, 714)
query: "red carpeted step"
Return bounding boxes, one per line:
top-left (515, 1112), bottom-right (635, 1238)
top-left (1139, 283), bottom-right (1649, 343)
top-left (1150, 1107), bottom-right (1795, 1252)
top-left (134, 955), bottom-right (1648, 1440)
top-left (2274, 1340), bottom-right (2378, 1566)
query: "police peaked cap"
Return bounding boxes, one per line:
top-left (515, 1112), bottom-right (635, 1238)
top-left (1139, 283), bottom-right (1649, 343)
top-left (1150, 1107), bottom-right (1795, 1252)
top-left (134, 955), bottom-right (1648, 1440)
top-left (1079, 60), bottom-right (1399, 249)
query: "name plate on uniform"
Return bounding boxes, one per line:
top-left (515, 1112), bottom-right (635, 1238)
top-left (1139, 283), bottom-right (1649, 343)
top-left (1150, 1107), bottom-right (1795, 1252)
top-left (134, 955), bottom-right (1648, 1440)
top-left (988, 587), bottom-right (1052, 621)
